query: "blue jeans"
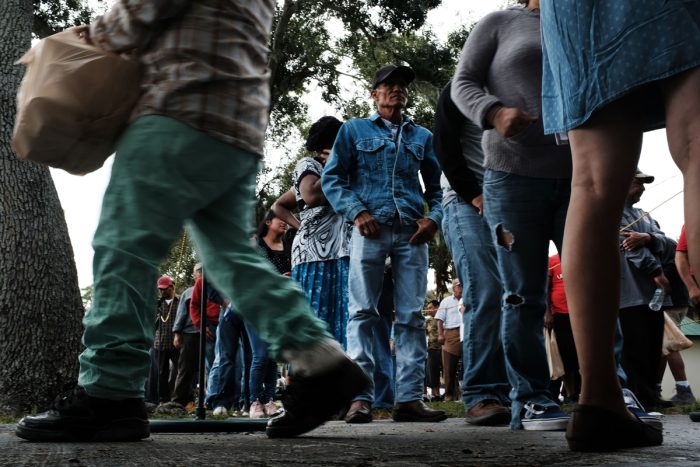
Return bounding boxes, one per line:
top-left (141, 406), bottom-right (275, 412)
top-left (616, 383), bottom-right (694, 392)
top-left (483, 170), bottom-right (570, 429)
top-left (373, 272), bottom-right (396, 408)
top-left (442, 198), bottom-right (510, 409)
top-left (205, 307), bottom-right (246, 409)
top-left (347, 220), bottom-right (428, 404)
top-left (245, 322), bottom-right (278, 404)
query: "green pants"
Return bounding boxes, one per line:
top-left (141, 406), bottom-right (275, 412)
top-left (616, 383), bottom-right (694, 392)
top-left (78, 116), bottom-right (328, 399)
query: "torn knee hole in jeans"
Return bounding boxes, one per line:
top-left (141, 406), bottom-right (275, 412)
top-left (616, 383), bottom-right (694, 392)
top-left (504, 294), bottom-right (524, 306)
top-left (495, 224), bottom-right (514, 251)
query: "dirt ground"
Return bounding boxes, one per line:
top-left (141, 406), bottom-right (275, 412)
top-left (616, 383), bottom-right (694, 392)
top-left (2, 415), bottom-right (699, 466)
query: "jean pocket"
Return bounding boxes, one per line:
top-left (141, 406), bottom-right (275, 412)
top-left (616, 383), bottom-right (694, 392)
top-left (482, 170), bottom-right (512, 186)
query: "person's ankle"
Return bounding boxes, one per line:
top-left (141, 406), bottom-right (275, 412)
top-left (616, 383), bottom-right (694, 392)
top-left (281, 337), bottom-right (345, 377)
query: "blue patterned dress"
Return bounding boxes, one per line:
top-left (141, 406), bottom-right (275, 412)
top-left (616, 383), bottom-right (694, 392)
top-left (541, 0), bottom-right (700, 133)
top-left (291, 157), bottom-right (352, 348)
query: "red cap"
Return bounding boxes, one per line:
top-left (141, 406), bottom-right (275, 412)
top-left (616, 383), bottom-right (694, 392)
top-left (157, 275), bottom-right (174, 289)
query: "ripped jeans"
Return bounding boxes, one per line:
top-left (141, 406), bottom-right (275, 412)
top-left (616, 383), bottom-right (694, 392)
top-left (482, 169), bottom-right (570, 428)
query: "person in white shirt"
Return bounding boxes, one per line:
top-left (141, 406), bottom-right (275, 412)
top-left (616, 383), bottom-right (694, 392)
top-left (436, 280), bottom-right (463, 401)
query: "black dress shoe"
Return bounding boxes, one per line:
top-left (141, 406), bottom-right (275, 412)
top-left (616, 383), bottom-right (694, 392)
top-left (392, 400), bottom-right (447, 422)
top-left (266, 355), bottom-right (370, 438)
top-left (345, 400), bottom-right (372, 424)
top-left (566, 404), bottom-right (662, 452)
top-left (16, 386), bottom-right (149, 442)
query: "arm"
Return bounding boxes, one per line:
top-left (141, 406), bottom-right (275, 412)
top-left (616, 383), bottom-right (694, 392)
top-left (450, 13), bottom-right (536, 136)
top-left (676, 250), bottom-right (700, 306)
top-left (450, 14), bottom-right (503, 129)
top-left (298, 173), bottom-right (327, 208)
top-left (433, 83), bottom-right (483, 204)
top-left (271, 189), bottom-right (301, 230)
top-left (89, 0), bottom-right (190, 53)
top-left (189, 278), bottom-right (202, 330)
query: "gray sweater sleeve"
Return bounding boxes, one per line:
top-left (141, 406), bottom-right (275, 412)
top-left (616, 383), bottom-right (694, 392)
top-left (451, 12), bottom-right (505, 130)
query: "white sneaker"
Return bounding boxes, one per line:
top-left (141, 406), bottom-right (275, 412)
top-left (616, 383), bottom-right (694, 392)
top-left (264, 401), bottom-right (280, 417)
top-left (250, 400), bottom-right (265, 419)
top-left (212, 406), bottom-right (228, 417)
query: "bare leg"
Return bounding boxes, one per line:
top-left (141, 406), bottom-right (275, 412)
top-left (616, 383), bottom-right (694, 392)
top-left (662, 67), bottom-right (700, 280)
top-left (667, 351), bottom-right (688, 382)
top-left (565, 97), bottom-right (643, 417)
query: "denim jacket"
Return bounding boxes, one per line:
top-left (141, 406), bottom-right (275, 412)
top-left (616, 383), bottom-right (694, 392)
top-left (322, 113), bottom-right (443, 227)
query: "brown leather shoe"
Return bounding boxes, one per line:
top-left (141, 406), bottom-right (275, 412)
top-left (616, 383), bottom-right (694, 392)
top-left (345, 400), bottom-right (372, 424)
top-left (465, 399), bottom-right (511, 426)
top-left (392, 400), bottom-right (447, 422)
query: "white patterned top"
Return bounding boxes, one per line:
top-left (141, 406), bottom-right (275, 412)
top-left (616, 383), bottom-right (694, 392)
top-left (291, 157), bottom-right (351, 267)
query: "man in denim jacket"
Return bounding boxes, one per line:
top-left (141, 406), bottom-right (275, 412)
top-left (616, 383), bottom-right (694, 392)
top-left (322, 65), bottom-right (445, 423)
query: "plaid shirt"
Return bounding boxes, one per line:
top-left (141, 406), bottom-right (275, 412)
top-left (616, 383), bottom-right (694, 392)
top-left (154, 295), bottom-right (179, 351)
top-left (89, 0), bottom-right (275, 157)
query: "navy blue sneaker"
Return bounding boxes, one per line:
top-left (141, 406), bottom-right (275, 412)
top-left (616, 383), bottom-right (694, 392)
top-left (521, 403), bottom-right (569, 431)
top-left (622, 388), bottom-right (663, 430)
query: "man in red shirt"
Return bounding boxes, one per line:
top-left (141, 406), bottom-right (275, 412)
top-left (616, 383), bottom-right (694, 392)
top-left (546, 254), bottom-right (578, 401)
top-left (667, 225), bottom-right (698, 404)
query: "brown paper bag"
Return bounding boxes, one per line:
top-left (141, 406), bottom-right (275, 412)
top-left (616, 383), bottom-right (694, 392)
top-left (662, 311), bottom-right (693, 355)
top-left (12, 27), bottom-right (141, 175)
top-left (544, 328), bottom-right (565, 380)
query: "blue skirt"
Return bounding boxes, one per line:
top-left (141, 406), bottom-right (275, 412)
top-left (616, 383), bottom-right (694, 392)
top-left (541, 0), bottom-right (700, 133)
top-left (292, 258), bottom-right (349, 349)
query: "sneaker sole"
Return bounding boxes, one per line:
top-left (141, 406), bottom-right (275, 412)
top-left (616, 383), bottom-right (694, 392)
top-left (522, 417), bottom-right (569, 431)
top-left (16, 419), bottom-right (150, 442)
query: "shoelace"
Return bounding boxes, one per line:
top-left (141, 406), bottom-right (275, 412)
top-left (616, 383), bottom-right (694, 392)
top-left (523, 402), bottom-right (545, 417)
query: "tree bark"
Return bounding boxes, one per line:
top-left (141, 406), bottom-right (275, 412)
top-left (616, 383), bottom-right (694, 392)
top-left (0, 0), bottom-right (83, 414)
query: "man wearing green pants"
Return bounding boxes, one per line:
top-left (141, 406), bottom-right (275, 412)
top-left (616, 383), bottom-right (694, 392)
top-left (16, 0), bottom-right (368, 442)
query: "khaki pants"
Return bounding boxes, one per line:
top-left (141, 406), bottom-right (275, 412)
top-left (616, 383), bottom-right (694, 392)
top-left (442, 328), bottom-right (462, 400)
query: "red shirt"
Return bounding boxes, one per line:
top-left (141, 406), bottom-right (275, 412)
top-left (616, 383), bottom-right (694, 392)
top-left (190, 277), bottom-right (222, 329)
top-left (677, 225), bottom-right (688, 252)
top-left (548, 255), bottom-right (569, 314)
top-left (677, 225), bottom-right (694, 276)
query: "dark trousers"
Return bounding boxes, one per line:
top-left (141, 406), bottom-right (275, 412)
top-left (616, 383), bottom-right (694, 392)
top-left (171, 332), bottom-right (199, 405)
top-left (619, 305), bottom-right (664, 406)
top-left (426, 348), bottom-right (442, 389)
top-left (146, 347), bottom-right (179, 403)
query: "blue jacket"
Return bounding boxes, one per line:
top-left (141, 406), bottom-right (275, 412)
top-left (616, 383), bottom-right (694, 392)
top-left (322, 112), bottom-right (443, 227)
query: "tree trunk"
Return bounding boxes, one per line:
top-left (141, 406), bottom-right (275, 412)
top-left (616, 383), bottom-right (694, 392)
top-left (0, 0), bottom-right (84, 414)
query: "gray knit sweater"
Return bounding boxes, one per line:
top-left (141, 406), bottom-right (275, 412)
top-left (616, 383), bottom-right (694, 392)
top-left (451, 7), bottom-right (571, 179)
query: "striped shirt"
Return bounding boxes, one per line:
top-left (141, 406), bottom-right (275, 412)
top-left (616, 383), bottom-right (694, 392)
top-left (89, 0), bottom-right (275, 157)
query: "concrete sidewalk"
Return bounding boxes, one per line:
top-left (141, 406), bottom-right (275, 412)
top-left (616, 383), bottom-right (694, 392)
top-left (2, 416), bottom-right (698, 466)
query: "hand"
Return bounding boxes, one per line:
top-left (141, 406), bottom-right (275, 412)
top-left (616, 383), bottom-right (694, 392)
top-left (206, 327), bottom-right (216, 342)
top-left (437, 335), bottom-right (445, 346)
top-left (544, 311), bottom-right (553, 331)
top-left (488, 106), bottom-right (537, 138)
top-left (173, 333), bottom-right (181, 349)
top-left (409, 218), bottom-right (437, 245)
top-left (471, 194), bottom-right (483, 216)
top-left (689, 286), bottom-right (700, 307)
top-left (653, 272), bottom-right (671, 295)
top-left (75, 25), bottom-right (92, 45)
top-left (354, 211), bottom-right (380, 238)
top-left (621, 232), bottom-right (651, 251)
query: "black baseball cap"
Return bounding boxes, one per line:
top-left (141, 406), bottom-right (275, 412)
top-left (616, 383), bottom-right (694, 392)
top-left (634, 169), bottom-right (654, 184)
top-left (372, 64), bottom-right (415, 89)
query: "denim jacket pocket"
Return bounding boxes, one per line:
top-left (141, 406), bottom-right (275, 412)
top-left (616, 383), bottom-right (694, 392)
top-left (356, 138), bottom-right (387, 171)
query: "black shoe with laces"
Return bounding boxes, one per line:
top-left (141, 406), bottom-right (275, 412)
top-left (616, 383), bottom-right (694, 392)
top-left (266, 356), bottom-right (370, 438)
top-left (16, 386), bottom-right (149, 442)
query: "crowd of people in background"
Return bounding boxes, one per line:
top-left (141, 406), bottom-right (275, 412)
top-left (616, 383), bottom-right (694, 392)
top-left (16, 0), bottom-right (700, 454)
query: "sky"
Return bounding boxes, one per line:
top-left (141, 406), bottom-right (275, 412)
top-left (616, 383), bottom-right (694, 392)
top-left (51, 0), bottom-right (686, 288)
